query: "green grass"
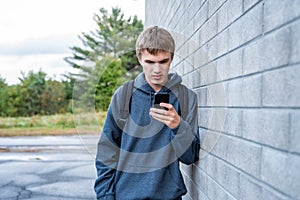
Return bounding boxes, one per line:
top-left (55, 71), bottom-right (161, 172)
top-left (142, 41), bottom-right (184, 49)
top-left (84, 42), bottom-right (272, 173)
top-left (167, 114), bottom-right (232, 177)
top-left (0, 112), bottom-right (106, 137)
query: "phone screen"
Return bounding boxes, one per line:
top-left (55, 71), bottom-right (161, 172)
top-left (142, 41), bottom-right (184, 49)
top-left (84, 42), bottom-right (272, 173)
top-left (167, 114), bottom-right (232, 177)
top-left (154, 93), bottom-right (169, 110)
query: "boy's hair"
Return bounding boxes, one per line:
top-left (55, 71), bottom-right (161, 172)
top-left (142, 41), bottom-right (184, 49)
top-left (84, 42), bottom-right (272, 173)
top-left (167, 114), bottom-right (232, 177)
top-left (135, 26), bottom-right (175, 60)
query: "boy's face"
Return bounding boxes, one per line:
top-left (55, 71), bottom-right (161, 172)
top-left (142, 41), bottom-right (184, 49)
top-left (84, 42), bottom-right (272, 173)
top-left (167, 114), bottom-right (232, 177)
top-left (138, 50), bottom-right (172, 92)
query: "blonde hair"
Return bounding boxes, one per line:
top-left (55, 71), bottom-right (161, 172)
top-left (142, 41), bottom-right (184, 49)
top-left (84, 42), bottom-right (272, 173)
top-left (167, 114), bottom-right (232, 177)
top-left (135, 26), bottom-right (175, 60)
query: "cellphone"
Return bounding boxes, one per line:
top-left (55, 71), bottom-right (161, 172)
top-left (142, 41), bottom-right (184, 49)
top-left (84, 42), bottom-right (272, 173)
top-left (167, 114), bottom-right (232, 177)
top-left (154, 93), bottom-right (169, 110)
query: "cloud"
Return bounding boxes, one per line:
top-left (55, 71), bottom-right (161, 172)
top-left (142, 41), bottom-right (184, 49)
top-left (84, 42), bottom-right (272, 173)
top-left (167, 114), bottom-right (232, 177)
top-left (0, 34), bottom-right (81, 56)
top-left (0, 54), bottom-right (78, 85)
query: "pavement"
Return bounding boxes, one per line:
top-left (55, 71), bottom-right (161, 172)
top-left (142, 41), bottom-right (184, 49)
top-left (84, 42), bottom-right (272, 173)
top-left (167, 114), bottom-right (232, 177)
top-left (0, 134), bottom-right (100, 200)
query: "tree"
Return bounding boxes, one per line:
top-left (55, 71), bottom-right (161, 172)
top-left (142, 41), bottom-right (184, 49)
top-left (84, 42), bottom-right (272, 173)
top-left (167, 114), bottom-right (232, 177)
top-left (40, 80), bottom-right (68, 115)
top-left (64, 7), bottom-right (143, 111)
top-left (18, 70), bottom-right (47, 116)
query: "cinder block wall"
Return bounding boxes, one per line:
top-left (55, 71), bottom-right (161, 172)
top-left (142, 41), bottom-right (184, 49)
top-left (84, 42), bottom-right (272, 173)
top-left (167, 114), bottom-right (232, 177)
top-left (145, 0), bottom-right (300, 199)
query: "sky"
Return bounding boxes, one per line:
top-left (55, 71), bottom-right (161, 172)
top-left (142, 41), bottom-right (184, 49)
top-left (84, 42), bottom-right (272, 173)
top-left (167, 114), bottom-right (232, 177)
top-left (0, 0), bottom-right (145, 85)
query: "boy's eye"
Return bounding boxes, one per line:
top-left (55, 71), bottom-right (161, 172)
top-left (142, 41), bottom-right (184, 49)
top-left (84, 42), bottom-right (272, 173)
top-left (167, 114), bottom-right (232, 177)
top-left (145, 60), bottom-right (155, 64)
top-left (159, 59), bottom-right (169, 64)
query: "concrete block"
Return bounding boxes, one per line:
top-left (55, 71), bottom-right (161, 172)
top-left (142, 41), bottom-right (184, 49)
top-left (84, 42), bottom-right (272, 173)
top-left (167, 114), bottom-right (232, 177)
top-left (217, 1), bottom-right (229, 32)
top-left (290, 111), bottom-right (300, 153)
top-left (198, 108), bottom-right (212, 128)
top-left (244, 0), bottom-right (262, 12)
top-left (240, 2), bottom-right (263, 45)
top-left (243, 38), bottom-right (264, 75)
top-left (207, 37), bottom-right (218, 61)
top-left (240, 176), bottom-right (263, 200)
top-left (201, 14), bottom-right (217, 45)
top-left (193, 1), bottom-right (208, 30)
top-left (207, 82), bottom-right (227, 107)
top-left (228, 49), bottom-right (243, 78)
top-left (187, 0), bottom-right (202, 20)
top-left (241, 74), bottom-right (262, 107)
top-left (224, 137), bottom-right (262, 178)
top-left (262, 187), bottom-right (290, 200)
top-left (191, 69), bottom-right (201, 88)
top-left (194, 45), bottom-right (209, 69)
top-left (291, 20), bottom-right (300, 64)
top-left (228, 19), bottom-right (242, 51)
top-left (206, 172), bottom-right (237, 200)
top-left (262, 148), bottom-right (300, 199)
top-left (264, 0), bottom-right (300, 32)
top-left (261, 27), bottom-right (291, 71)
top-left (262, 65), bottom-right (300, 107)
top-left (223, 108), bottom-right (242, 137)
top-left (199, 62), bottom-right (218, 86)
top-left (217, 49), bottom-right (243, 81)
top-left (208, 0), bottom-right (226, 17)
top-left (226, 0), bottom-right (243, 25)
top-left (216, 29), bottom-right (229, 57)
top-left (215, 157), bottom-right (241, 198)
top-left (226, 79), bottom-right (243, 107)
top-left (216, 55), bottom-right (229, 81)
top-left (242, 109), bottom-right (289, 150)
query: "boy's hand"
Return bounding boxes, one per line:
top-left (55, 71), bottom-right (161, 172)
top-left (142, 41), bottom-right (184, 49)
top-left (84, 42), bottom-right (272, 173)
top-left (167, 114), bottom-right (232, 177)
top-left (149, 103), bottom-right (180, 129)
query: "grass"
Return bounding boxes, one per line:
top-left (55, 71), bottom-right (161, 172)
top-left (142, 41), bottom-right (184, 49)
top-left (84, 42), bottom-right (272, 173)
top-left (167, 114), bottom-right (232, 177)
top-left (0, 112), bottom-right (106, 137)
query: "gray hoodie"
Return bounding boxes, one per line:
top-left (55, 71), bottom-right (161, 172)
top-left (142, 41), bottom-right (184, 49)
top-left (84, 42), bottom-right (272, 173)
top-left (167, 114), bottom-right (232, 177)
top-left (95, 72), bottom-right (200, 200)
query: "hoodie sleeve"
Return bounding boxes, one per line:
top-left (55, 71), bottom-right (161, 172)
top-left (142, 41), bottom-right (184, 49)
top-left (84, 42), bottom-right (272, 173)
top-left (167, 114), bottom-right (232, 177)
top-left (94, 90), bottom-right (122, 200)
top-left (171, 90), bottom-right (200, 165)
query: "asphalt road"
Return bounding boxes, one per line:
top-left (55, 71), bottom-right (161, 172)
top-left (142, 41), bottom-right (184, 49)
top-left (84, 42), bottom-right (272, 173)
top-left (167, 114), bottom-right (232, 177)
top-left (0, 135), bottom-right (99, 199)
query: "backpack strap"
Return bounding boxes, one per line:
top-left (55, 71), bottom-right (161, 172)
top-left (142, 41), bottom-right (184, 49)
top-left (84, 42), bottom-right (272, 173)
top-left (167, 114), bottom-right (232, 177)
top-left (177, 84), bottom-right (189, 120)
top-left (117, 80), bottom-right (134, 130)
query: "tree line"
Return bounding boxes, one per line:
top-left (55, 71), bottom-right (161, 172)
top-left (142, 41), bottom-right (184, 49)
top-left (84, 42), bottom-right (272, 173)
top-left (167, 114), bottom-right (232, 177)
top-left (0, 7), bottom-right (143, 117)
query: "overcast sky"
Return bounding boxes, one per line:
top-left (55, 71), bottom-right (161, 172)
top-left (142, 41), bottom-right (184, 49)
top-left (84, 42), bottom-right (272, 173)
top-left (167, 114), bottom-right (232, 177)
top-left (0, 0), bottom-right (145, 85)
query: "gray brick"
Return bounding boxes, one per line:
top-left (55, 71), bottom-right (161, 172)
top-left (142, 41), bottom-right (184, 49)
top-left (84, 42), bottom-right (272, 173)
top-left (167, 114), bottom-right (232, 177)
top-left (216, 55), bottom-right (229, 81)
top-left (262, 187), bottom-right (290, 200)
top-left (227, 0), bottom-right (243, 25)
top-left (262, 148), bottom-right (300, 199)
top-left (193, 1), bottom-right (208, 30)
top-left (223, 108), bottom-right (242, 137)
top-left (208, 0), bottom-right (226, 17)
top-left (201, 130), bottom-right (224, 159)
top-left (226, 79), bottom-right (243, 107)
top-left (215, 157), bottom-right (241, 198)
top-left (187, 0), bottom-right (202, 20)
top-left (191, 69), bottom-right (201, 88)
top-left (291, 20), bottom-right (300, 64)
top-left (200, 14), bottom-right (217, 45)
top-left (242, 109), bottom-right (290, 150)
top-left (228, 49), bottom-right (243, 78)
top-left (261, 26), bottom-right (291, 71)
top-left (194, 45), bottom-right (208, 68)
top-left (195, 87), bottom-right (207, 107)
top-left (228, 19), bottom-right (242, 51)
top-left (209, 134), bottom-right (262, 178)
top-left (240, 176), bottom-right (263, 200)
top-left (199, 62), bottom-right (218, 86)
top-left (217, 1), bottom-right (229, 32)
top-left (216, 29), bottom-right (229, 57)
top-left (240, 2), bottom-right (263, 45)
top-left (241, 75), bottom-right (262, 107)
top-left (183, 59), bottom-right (194, 75)
top-left (217, 49), bottom-right (243, 81)
top-left (264, 0), bottom-right (300, 32)
top-left (207, 37), bottom-right (218, 60)
top-left (290, 111), bottom-right (300, 153)
top-left (243, 39), bottom-right (264, 75)
top-left (206, 82), bottom-right (227, 107)
top-left (262, 64), bottom-right (300, 107)
top-left (225, 137), bottom-right (262, 178)
top-left (198, 108), bottom-right (212, 128)
top-left (244, 0), bottom-right (262, 11)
